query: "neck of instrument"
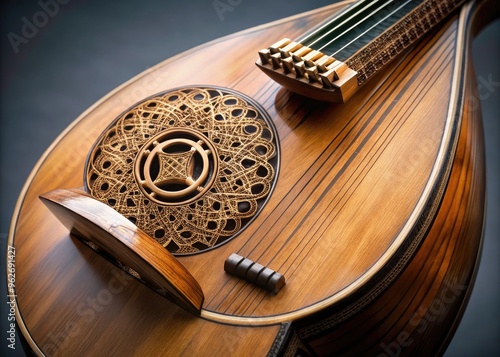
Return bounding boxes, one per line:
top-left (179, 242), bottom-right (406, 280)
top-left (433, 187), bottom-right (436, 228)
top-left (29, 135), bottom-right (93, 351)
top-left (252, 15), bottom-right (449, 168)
top-left (300, 0), bottom-right (466, 85)
top-left (255, 0), bottom-right (468, 102)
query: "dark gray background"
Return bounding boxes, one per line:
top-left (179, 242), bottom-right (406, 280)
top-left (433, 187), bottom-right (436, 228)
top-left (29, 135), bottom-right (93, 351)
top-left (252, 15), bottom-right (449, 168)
top-left (1, 0), bottom-right (498, 356)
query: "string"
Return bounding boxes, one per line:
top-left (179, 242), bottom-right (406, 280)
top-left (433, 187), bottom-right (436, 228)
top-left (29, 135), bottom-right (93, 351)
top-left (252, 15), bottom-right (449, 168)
top-left (328, 0), bottom-right (412, 57)
top-left (315, 0), bottom-right (396, 50)
top-left (298, 0), bottom-right (417, 60)
top-left (300, 0), bottom-right (394, 49)
top-left (257, 0), bottom-right (419, 279)
top-left (318, 1), bottom-right (397, 52)
top-left (299, 0), bottom-right (375, 44)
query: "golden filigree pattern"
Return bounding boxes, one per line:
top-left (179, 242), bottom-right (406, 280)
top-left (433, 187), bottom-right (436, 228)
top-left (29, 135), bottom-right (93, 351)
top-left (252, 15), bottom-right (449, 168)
top-left (156, 150), bottom-right (194, 184)
top-left (85, 87), bottom-right (279, 254)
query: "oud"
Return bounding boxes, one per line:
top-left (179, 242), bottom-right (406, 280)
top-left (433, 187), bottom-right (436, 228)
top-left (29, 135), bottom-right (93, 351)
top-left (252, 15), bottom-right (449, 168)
top-left (7, 0), bottom-right (497, 355)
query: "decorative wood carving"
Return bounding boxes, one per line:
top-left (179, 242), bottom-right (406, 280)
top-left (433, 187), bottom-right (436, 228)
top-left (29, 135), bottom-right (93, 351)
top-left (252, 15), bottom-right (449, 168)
top-left (85, 87), bottom-right (279, 255)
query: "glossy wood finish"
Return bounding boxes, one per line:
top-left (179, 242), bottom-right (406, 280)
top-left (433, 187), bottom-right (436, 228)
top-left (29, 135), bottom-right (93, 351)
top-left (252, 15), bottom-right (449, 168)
top-left (7, 1), bottom-right (487, 356)
top-left (295, 7), bottom-right (486, 354)
top-left (39, 188), bottom-right (204, 314)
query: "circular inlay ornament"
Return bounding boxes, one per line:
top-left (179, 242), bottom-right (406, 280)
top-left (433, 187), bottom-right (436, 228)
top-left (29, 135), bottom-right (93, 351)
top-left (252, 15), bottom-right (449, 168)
top-left (134, 128), bottom-right (218, 205)
top-left (85, 86), bottom-right (279, 255)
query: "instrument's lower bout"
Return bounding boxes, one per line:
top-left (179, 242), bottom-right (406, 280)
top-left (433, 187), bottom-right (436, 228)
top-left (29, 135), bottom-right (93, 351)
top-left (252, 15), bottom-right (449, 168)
top-left (280, 47), bottom-right (485, 357)
top-left (8, 0), bottom-right (487, 356)
top-left (203, 57), bottom-right (485, 352)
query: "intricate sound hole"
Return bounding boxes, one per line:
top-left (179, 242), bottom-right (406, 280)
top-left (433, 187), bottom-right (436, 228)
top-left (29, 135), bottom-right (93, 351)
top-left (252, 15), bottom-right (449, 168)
top-left (134, 128), bottom-right (218, 205)
top-left (85, 86), bottom-right (279, 255)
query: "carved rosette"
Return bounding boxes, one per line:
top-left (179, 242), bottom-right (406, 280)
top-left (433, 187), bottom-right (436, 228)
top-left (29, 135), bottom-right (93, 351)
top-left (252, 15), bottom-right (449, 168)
top-left (85, 87), bottom-right (279, 255)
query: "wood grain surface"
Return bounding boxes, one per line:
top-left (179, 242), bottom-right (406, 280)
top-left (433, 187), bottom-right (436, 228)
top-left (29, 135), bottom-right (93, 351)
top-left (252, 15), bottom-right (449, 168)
top-left (6, 0), bottom-right (490, 356)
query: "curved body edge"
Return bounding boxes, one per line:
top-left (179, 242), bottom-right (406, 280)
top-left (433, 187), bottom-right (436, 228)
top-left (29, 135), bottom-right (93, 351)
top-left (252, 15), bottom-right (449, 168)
top-left (6, 0), bottom-right (488, 356)
top-left (275, 1), bottom-right (488, 355)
